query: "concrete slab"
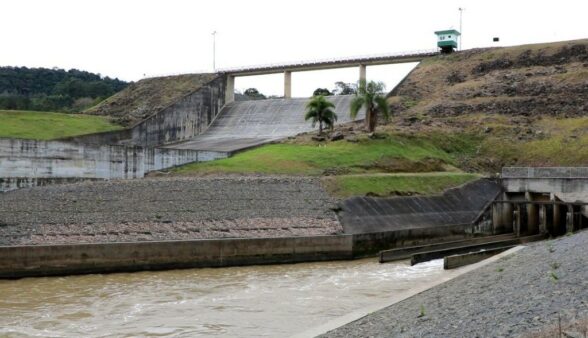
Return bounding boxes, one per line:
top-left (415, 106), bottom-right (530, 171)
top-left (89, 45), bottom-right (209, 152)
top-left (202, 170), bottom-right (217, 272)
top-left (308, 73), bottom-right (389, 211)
top-left (165, 95), bottom-right (364, 152)
top-left (339, 179), bottom-right (502, 234)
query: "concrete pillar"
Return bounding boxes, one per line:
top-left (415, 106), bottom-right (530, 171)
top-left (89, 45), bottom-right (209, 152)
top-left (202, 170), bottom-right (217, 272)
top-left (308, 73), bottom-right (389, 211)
top-left (502, 198), bottom-right (513, 233)
top-left (553, 203), bottom-right (561, 234)
top-left (539, 205), bottom-right (547, 234)
top-left (526, 192), bottom-right (538, 234)
top-left (513, 205), bottom-right (521, 237)
top-left (284, 71), bottom-right (292, 98)
top-left (225, 75), bottom-right (235, 104)
top-left (492, 203), bottom-right (501, 234)
top-left (359, 64), bottom-right (367, 84)
top-left (566, 205), bottom-right (575, 233)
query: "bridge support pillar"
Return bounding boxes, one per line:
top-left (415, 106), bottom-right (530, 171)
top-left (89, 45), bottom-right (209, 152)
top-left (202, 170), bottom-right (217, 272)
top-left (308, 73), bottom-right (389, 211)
top-left (284, 71), bottom-right (292, 98)
top-left (225, 75), bottom-right (235, 104)
top-left (359, 64), bottom-right (366, 84)
top-left (539, 205), bottom-right (548, 234)
top-left (526, 192), bottom-right (539, 234)
top-left (566, 205), bottom-right (575, 233)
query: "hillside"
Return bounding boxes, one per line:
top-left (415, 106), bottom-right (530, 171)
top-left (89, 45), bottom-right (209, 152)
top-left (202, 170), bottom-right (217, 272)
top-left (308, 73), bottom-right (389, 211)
top-left (0, 66), bottom-right (127, 112)
top-left (383, 38), bottom-right (588, 171)
top-left (85, 73), bottom-right (217, 126)
top-left (169, 39), bottom-right (588, 197)
top-left (0, 110), bottom-right (122, 140)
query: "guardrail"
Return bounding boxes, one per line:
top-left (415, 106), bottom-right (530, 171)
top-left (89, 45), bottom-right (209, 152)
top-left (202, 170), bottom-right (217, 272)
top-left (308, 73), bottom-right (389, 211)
top-left (218, 49), bottom-right (438, 74)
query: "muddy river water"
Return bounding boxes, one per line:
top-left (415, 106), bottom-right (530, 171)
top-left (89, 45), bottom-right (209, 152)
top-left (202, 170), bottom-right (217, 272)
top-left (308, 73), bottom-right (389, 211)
top-left (0, 258), bottom-right (451, 337)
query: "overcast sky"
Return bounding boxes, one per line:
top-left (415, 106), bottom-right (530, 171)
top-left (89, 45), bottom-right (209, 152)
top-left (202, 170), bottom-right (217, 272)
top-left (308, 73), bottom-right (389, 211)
top-left (1, 0), bottom-right (587, 97)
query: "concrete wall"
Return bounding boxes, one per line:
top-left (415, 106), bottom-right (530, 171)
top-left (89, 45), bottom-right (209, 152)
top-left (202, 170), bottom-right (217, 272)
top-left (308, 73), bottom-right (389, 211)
top-left (0, 235), bottom-right (354, 278)
top-left (60, 129), bottom-right (133, 145)
top-left (0, 222), bottom-right (489, 278)
top-left (502, 167), bottom-right (588, 179)
top-left (502, 177), bottom-right (588, 195)
top-left (130, 76), bottom-right (226, 147)
top-left (60, 75), bottom-right (226, 148)
top-left (0, 177), bottom-right (103, 193)
top-left (0, 138), bottom-right (228, 192)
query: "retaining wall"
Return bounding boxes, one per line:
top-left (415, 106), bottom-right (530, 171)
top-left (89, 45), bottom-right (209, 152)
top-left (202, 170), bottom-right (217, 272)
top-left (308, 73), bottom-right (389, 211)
top-left (131, 76), bottom-right (226, 147)
top-left (0, 222), bottom-right (479, 278)
top-left (67, 76), bottom-right (227, 148)
top-left (0, 235), bottom-right (354, 278)
top-left (0, 177), bottom-right (103, 193)
top-left (0, 138), bottom-right (228, 192)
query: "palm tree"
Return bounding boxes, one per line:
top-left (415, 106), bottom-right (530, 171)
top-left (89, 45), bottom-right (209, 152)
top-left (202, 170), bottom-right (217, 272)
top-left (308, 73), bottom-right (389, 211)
top-left (350, 80), bottom-right (390, 132)
top-left (305, 95), bottom-right (338, 136)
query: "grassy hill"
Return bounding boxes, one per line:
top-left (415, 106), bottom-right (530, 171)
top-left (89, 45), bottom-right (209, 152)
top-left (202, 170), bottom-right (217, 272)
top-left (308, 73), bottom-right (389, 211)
top-left (85, 73), bottom-right (217, 126)
top-left (385, 38), bottom-right (588, 171)
top-left (167, 39), bottom-right (588, 197)
top-left (0, 110), bottom-right (122, 140)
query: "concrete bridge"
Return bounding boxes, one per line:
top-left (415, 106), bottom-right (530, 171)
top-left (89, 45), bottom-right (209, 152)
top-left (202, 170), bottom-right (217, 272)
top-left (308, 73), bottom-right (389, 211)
top-left (219, 49), bottom-right (438, 102)
top-left (493, 167), bottom-right (588, 236)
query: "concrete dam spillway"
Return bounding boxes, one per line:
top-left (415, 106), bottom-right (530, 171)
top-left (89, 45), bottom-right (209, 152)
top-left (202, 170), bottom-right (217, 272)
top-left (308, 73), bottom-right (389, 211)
top-left (166, 95), bottom-right (364, 152)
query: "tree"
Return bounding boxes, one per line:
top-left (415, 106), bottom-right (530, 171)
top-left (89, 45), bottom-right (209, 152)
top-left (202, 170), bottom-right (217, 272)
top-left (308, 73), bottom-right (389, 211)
top-left (313, 88), bottom-right (332, 96)
top-left (304, 95), bottom-right (337, 136)
top-left (350, 80), bottom-right (389, 132)
top-left (243, 88), bottom-right (266, 100)
top-left (332, 81), bottom-right (357, 95)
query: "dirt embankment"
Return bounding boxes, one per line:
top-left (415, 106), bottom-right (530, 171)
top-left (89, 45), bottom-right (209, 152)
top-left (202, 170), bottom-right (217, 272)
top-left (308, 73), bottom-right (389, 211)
top-left (389, 39), bottom-right (588, 119)
top-left (84, 73), bottom-right (218, 126)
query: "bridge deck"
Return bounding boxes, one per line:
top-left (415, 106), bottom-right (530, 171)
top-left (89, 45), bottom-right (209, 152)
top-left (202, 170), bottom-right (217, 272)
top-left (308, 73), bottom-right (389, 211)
top-left (220, 50), bottom-right (437, 76)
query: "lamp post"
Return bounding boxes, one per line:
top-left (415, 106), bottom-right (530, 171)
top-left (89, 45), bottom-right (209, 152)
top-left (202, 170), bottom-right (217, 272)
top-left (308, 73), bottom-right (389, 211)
top-left (459, 8), bottom-right (464, 50)
top-left (212, 30), bottom-right (217, 71)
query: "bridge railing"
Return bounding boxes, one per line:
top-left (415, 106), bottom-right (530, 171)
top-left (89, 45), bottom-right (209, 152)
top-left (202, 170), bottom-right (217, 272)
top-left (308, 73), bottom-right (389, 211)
top-left (217, 49), bottom-right (438, 74)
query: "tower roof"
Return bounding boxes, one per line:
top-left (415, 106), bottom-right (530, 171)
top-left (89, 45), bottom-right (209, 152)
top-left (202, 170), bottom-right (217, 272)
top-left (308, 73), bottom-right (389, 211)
top-left (434, 29), bottom-right (461, 36)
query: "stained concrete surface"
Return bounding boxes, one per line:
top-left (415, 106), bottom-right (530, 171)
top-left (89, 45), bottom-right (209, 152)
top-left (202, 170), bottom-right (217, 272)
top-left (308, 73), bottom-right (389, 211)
top-left (166, 95), bottom-right (364, 152)
top-left (339, 179), bottom-right (501, 234)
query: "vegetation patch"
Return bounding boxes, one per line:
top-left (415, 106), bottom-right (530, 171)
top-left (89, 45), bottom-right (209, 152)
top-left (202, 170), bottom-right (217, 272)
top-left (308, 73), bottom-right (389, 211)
top-left (321, 172), bottom-right (479, 198)
top-left (0, 110), bottom-right (122, 140)
top-left (172, 136), bottom-right (455, 176)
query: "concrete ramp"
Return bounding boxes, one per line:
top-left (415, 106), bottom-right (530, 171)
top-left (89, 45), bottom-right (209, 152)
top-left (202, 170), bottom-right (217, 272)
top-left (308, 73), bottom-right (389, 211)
top-left (166, 95), bottom-right (364, 152)
top-left (339, 179), bottom-right (502, 234)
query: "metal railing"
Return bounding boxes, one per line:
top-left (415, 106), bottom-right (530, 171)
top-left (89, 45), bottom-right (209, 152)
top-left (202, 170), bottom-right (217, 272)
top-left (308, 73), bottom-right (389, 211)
top-left (217, 49), bottom-right (438, 74)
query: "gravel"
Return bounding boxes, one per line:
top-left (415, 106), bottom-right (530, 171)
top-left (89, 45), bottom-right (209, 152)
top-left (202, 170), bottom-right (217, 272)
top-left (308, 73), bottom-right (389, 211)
top-left (0, 177), bottom-right (341, 245)
top-left (321, 230), bottom-right (588, 337)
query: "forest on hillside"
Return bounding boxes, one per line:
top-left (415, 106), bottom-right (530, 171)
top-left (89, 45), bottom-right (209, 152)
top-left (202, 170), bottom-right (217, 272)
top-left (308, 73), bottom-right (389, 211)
top-left (0, 66), bottom-right (128, 112)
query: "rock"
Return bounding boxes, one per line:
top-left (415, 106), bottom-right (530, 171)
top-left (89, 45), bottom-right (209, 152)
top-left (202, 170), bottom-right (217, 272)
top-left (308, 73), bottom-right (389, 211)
top-left (368, 132), bottom-right (387, 140)
top-left (346, 136), bottom-right (359, 143)
top-left (311, 135), bottom-right (326, 142)
top-left (330, 132), bottom-right (344, 141)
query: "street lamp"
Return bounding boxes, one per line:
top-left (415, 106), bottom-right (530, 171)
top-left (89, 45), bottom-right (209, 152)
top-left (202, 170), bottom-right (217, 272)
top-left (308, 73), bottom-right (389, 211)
top-left (212, 31), bottom-right (217, 71)
top-left (459, 8), bottom-right (465, 50)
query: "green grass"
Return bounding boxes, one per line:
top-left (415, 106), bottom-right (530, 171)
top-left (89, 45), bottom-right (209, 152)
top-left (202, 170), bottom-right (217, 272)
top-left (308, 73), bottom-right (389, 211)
top-left (321, 172), bottom-right (480, 198)
top-left (0, 110), bottom-right (122, 140)
top-left (173, 136), bottom-right (456, 176)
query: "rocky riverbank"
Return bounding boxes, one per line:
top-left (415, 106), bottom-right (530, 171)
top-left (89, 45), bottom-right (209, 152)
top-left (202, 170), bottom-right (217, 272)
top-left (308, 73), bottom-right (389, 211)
top-left (0, 177), bottom-right (341, 246)
top-left (321, 230), bottom-right (588, 337)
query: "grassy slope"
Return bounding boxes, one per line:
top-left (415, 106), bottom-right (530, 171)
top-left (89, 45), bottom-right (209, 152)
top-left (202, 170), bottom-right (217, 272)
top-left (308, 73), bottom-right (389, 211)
top-left (0, 110), bottom-right (122, 140)
top-left (384, 39), bottom-right (588, 171)
top-left (172, 136), bottom-right (455, 176)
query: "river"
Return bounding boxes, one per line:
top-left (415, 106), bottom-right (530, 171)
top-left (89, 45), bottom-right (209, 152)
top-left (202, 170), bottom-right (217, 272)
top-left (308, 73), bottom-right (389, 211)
top-left (0, 258), bottom-right (450, 337)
